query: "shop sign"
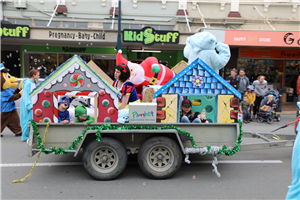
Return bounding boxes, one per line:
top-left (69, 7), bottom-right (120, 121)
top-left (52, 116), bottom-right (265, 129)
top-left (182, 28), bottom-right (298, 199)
top-left (240, 48), bottom-right (300, 59)
top-left (48, 31), bottom-right (105, 40)
top-left (62, 46), bottom-right (87, 53)
top-left (225, 30), bottom-right (300, 47)
top-left (122, 27), bottom-right (180, 46)
top-left (0, 22), bottom-right (30, 39)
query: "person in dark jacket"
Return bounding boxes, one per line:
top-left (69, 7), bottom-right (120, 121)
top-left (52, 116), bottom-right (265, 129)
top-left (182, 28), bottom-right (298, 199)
top-left (226, 68), bottom-right (239, 90)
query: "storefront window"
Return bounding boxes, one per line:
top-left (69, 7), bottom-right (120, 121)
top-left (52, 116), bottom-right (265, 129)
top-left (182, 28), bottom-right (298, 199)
top-left (91, 55), bottom-right (116, 74)
top-left (237, 59), bottom-right (284, 89)
top-left (285, 60), bottom-right (300, 92)
top-left (24, 53), bottom-right (58, 78)
top-left (58, 54), bottom-right (91, 66)
top-left (1, 51), bottom-right (21, 77)
top-left (16, 19), bottom-right (32, 26)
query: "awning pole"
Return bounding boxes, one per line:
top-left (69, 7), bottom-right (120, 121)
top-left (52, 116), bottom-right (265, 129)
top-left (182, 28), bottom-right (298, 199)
top-left (47, 4), bottom-right (59, 27)
top-left (183, 9), bottom-right (191, 32)
top-left (196, 4), bottom-right (207, 28)
top-left (253, 6), bottom-right (275, 30)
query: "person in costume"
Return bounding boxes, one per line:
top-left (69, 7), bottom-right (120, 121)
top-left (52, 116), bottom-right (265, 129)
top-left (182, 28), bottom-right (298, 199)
top-left (286, 102), bottom-right (300, 200)
top-left (1, 63), bottom-right (23, 137)
top-left (113, 63), bottom-right (141, 110)
top-left (20, 68), bottom-right (40, 142)
top-left (70, 105), bottom-right (94, 125)
top-left (58, 96), bottom-right (71, 124)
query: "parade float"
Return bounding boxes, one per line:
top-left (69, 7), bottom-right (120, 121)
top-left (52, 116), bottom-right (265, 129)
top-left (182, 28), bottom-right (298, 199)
top-left (17, 32), bottom-right (296, 182)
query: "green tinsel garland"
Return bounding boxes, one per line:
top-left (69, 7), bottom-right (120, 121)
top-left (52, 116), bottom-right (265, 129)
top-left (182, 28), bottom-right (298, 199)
top-left (30, 120), bottom-right (243, 156)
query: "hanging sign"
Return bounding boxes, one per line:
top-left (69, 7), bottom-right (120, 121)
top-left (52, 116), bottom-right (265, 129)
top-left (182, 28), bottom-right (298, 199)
top-left (122, 26), bottom-right (180, 46)
top-left (0, 22), bottom-right (30, 39)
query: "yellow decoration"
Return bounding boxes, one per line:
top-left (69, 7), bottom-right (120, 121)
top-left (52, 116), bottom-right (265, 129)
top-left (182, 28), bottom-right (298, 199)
top-left (192, 99), bottom-right (201, 106)
top-left (217, 95), bottom-right (234, 123)
top-left (161, 94), bottom-right (178, 123)
top-left (12, 122), bottom-right (51, 183)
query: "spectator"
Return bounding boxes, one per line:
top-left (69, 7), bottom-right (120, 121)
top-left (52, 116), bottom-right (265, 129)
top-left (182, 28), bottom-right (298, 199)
top-left (226, 68), bottom-right (239, 90)
top-left (250, 68), bottom-right (260, 84)
top-left (297, 75), bottom-right (300, 102)
top-left (239, 95), bottom-right (251, 124)
top-left (245, 85), bottom-right (256, 121)
top-left (237, 68), bottom-right (249, 96)
top-left (252, 75), bottom-right (268, 119)
top-left (108, 69), bottom-right (115, 80)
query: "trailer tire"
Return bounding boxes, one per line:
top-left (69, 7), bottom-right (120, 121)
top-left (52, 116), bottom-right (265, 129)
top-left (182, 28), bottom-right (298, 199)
top-left (138, 136), bottom-right (182, 179)
top-left (82, 137), bottom-right (127, 180)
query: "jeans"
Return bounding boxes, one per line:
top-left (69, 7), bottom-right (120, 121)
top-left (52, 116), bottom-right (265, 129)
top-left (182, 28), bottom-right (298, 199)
top-left (181, 116), bottom-right (201, 123)
top-left (242, 109), bottom-right (251, 121)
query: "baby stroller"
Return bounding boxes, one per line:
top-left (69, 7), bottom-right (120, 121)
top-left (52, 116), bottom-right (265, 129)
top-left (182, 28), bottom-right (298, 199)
top-left (257, 90), bottom-right (281, 124)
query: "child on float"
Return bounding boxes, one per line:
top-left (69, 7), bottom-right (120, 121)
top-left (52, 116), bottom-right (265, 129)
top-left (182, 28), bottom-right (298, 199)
top-left (113, 63), bottom-right (141, 109)
top-left (58, 96), bottom-right (71, 124)
top-left (260, 94), bottom-right (277, 112)
top-left (180, 99), bottom-right (201, 123)
top-left (20, 68), bottom-right (40, 142)
top-left (239, 95), bottom-right (251, 124)
top-left (245, 85), bottom-right (256, 121)
top-left (71, 105), bottom-right (94, 125)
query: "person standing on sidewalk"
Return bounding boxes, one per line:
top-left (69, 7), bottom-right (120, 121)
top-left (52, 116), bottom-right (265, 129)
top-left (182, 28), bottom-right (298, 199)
top-left (226, 68), bottom-right (239, 90)
top-left (237, 68), bottom-right (249, 96)
top-left (245, 85), bottom-right (256, 121)
top-left (252, 75), bottom-right (268, 119)
top-left (296, 75), bottom-right (300, 102)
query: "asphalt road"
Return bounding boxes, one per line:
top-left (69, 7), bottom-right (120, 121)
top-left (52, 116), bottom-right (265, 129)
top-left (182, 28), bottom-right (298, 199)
top-left (1, 114), bottom-right (297, 200)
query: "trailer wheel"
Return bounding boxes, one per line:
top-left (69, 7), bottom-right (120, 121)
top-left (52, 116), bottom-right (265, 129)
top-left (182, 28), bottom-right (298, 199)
top-left (82, 137), bottom-right (127, 180)
top-left (138, 136), bottom-right (182, 179)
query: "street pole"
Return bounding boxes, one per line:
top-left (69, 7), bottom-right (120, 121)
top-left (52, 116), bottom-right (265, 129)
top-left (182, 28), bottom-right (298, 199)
top-left (117, 0), bottom-right (122, 51)
top-left (1, 0), bottom-right (4, 21)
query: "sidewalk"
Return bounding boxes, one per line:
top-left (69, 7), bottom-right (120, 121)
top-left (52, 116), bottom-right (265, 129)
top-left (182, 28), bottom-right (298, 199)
top-left (281, 102), bottom-right (298, 113)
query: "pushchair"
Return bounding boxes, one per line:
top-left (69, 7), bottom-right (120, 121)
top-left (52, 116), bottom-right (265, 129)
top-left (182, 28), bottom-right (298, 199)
top-left (257, 90), bottom-right (281, 124)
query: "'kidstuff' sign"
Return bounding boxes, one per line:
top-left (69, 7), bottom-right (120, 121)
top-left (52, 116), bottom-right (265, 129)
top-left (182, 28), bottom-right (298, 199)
top-left (122, 27), bottom-right (180, 46)
top-left (0, 22), bottom-right (30, 39)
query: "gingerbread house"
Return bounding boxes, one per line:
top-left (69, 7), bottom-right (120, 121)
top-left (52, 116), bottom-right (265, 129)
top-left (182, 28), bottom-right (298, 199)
top-left (30, 55), bottom-right (121, 123)
top-left (154, 58), bottom-right (241, 123)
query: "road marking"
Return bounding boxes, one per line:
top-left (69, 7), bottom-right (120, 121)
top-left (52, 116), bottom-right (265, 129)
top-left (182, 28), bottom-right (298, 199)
top-left (191, 160), bottom-right (283, 164)
top-left (0, 160), bottom-right (282, 167)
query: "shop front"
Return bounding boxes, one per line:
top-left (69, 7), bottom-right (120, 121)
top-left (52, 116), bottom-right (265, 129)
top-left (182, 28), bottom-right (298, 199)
top-left (1, 26), bottom-right (189, 79)
top-left (224, 30), bottom-right (300, 99)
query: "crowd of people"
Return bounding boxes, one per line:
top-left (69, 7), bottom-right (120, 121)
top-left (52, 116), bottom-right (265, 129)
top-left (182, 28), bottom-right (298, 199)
top-left (226, 68), bottom-right (275, 124)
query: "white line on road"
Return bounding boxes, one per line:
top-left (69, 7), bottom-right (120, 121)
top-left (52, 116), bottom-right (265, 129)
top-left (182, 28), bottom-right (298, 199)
top-left (0, 160), bottom-right (282, 167)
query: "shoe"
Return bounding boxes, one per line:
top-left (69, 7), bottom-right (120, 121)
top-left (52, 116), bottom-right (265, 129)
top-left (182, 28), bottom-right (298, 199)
top-left (249, 118), bottom-right (253, 122)
top-left (14, 133), bottom-right (22, 137)
top-left (247, 120), bottom-right (250, 123)
top-left (21, 138), bottom-right (27, 142)
top-left (243, 121), bottom-right (248, 124)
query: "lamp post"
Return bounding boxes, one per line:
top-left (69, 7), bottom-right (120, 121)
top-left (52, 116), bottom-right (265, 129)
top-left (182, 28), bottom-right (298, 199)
top-left (105, 0), bottom-right (134, 51)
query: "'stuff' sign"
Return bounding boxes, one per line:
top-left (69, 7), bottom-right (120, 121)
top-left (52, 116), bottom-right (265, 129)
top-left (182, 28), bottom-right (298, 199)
top-left (0, 22), bottom-right (30, 39)
top-left (122, 27), bottom-right (180, 46)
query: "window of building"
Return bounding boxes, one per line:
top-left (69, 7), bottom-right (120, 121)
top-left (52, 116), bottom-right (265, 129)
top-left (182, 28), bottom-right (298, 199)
top-left (103, 23), bottom-right (114, 29)
top-left (1, 51), bottom-right (21, 77)
top-left (35, 20), bottom-right (48, 26)
top-left (16, 19), bottom-right (32, 26)
top-left (121, 24), bottom-right (130, 29)
top-left (160, 25), bottom-right (174, 31)
top-left (131, 24), bottom-right (143, 29)
top-left (63, 22), bottom-right (75, 28)
top-left (149, 25), bottom-right (159, 30)
top-left (48, 21), bottom-right (61, 27)
top-left (7, 18), bottom-right (16, 24)
top-left (76, 22), bottom-right (88, 28)
top-left (24, 53), bottom-right (58, 78)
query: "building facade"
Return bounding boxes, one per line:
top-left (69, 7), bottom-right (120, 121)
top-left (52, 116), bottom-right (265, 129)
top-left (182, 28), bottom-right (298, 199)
top-left (1, 0), bottom-right (299, 96)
